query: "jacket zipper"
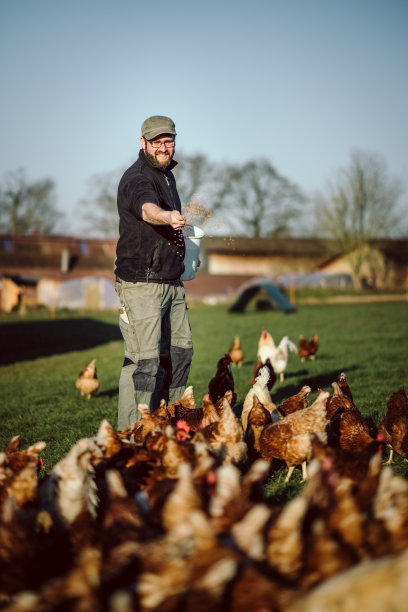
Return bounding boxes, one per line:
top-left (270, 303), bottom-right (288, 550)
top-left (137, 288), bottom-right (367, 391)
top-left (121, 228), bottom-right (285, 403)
top-left (164, 173), bottom-right (177, 210)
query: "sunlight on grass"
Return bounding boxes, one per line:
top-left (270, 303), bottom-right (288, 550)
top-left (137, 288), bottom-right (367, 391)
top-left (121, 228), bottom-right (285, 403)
top-left (1, 301), bottom-right (407, 496)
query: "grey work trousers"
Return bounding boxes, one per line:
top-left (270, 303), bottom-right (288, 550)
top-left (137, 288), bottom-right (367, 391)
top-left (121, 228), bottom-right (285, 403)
top-left (115, 278), bottom-right (193, 429)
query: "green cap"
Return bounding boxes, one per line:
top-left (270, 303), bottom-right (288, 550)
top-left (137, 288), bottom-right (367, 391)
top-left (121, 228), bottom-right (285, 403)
top-left (141, 115), bottom-right (177, 140)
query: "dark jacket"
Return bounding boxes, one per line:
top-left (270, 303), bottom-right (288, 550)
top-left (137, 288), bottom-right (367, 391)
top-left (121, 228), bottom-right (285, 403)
top-left (115, 150), bottom-right (185, 282)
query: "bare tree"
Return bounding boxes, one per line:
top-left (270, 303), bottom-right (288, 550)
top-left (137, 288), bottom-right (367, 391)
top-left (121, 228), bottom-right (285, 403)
top-left (212, 159), bottom-right (305, 237)
top-left (315, 149), bottom-right (406, 285)
top-left (79, 169), bottom-right (123, 238)
top-left (76, 154), bottom-right (306, 239)
top-left (173, 152), bottom-right (215, 205)
top-left (79, 155), bottom-right (219, 237)
top-left (0, 169), bottom-right (61, 234)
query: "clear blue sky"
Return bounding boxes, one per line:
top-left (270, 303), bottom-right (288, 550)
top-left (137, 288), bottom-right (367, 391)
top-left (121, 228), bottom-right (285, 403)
top-left (1, 0), bottom-right (407, 235)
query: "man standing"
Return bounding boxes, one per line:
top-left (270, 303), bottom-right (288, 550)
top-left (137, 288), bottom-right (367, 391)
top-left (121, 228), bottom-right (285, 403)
top-left (115, 115), bottom-right (193, 429)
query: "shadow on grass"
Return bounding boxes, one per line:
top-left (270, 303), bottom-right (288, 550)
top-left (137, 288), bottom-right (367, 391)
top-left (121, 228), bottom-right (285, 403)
top-left (273, 366), bottom-right (360, 403)
top-left (97, 387), bottom-right (119, 398)
top-left (0, 318), bottom-right (121, 365)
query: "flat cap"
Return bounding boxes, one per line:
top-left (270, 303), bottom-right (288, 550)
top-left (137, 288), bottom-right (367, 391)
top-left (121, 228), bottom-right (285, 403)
top-left (141, 115), bottom-right (176, 140)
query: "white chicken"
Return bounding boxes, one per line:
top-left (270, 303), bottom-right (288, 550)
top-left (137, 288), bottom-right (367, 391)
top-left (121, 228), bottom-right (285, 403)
top-left (241, 366), bottom-right (278, 432)
top-left (257, 330), bottom-right (297, 382)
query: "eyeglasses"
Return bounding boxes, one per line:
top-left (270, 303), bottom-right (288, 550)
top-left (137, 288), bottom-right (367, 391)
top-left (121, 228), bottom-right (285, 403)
top-left (148, 138), bottom-right (175, 149)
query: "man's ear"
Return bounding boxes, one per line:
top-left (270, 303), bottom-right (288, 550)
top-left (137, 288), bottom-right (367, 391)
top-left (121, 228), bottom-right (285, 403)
top-left (140, 136), bottom-right (146, 150)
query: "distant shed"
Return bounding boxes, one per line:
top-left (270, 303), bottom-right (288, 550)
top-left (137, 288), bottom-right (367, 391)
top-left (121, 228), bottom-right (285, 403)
top-left (228, 278), bottom-right (296, 313)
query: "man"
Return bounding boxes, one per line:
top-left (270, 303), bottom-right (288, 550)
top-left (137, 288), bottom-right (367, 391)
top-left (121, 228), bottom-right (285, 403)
top-left (114, 115), bottom-right (193, 429)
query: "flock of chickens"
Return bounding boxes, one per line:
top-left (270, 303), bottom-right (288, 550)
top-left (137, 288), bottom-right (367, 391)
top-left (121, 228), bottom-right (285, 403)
top-left (1, 328), bottom-right (408, 611)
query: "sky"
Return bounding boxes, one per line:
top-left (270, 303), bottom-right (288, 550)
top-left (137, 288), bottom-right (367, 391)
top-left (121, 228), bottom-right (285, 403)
top-left (1, 0), bottom-right (407, 236)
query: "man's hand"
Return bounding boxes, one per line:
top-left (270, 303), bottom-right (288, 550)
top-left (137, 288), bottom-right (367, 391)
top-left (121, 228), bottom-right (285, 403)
top-left (142, 203), bottom-right (186, 230)
top-left (168, 210), bottom-right (187, 230)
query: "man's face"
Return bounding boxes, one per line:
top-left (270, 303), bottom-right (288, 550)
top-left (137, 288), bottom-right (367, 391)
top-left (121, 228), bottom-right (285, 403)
top-left (141, 133), bottom-right (175, 169)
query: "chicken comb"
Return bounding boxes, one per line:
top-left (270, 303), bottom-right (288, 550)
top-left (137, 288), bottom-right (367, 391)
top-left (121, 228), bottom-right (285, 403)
top-left (176, 420), bottom-right (191, 433)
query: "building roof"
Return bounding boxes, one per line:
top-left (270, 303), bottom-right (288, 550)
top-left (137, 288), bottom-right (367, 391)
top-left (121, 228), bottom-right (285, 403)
top-left (202, 236), bottom-right (330, 257)
top-left (1, 233), bottom-right (407, 287)
top-left (0, 234), bottom-right (116, 281)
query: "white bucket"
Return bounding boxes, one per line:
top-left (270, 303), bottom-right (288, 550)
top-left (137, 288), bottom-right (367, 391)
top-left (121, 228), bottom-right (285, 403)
top-left (180, 225), bottom-right (204, 281)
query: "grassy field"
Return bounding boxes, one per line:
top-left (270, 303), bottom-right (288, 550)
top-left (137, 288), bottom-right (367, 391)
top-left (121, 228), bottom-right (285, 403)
top-left (1, 298), bottom-right (407, 495)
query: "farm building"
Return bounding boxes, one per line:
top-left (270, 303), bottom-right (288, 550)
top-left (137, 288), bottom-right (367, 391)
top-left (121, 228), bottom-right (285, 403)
top-left (0, 234), bottom-right (117, 312)
top-left (0, 233), bottom-right (407, 311)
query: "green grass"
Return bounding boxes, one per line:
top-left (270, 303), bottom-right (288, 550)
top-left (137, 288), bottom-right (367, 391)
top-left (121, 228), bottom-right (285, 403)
top-left (1, 299), bottom-right (407, 495)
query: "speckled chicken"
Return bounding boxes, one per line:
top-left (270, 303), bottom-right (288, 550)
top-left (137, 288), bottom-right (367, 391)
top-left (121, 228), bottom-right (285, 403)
top-left (334, 409), bottom-right (377, 452)
top-left (166, 385), bottom-right (196, 418)
top-left (75, 358), bottom-right (100, 399)
top-left (169, 387), bottom-right (206, 432)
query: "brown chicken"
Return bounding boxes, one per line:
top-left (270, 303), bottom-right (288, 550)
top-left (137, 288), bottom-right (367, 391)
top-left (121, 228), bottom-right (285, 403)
top-left (200, 393), bottom-right (221, 428)
top-left (379, 386), bottom-right (408, 464)
top-left (115, 421), bottom-right (138, 441)
top-left (326, 372), bottom-right (357, 420)
top-left (260, 391), bottom-right (330, 481)
top-left (278, 385), bottom-right (312, 417)
top-left (310, 431), bottom-right (384, 484)
top-left (228, 336), bottom-right (244, 367)
top-left (326, 382), bottom-right (377, 452)
top-left (75, 358), bottom-right (100, 399)
top-left (1, 436), bottom-right (45, 482)
top-left (135, 402), bottom-right (169, 441)
top-left (335, 409), bottom-right (377, 452)
top-left (338, 371), bottom-right (355, 401)
top-left (3, 405), bottom-right (408, 610)
top-left (244, 395), bottom-right (274, 461)
top-left (325, 373), bottom-right (377, 452)
top-left (326, 381), bottom-right (355, 421)
top-left (38, 437), bottom-right (103, 528)
top-left (208, 461), bottom-right (269, 535)
top-left (160, 425), bottom-right (196, 478)
top-left (168, 387), bottom-right (205, 432)
top-left (298, 334), bottom-right (319, 362)
top-left (166, 385), bottom-right (196, 418)
top-left (134, 463), bottom-right (242, 612)
top-left (100, 469), bottom-right (156, 548)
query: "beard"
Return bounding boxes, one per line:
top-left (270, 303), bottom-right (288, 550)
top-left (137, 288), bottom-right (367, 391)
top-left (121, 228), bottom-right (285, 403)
top-left (144, 147), bottom-right (174, 170)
